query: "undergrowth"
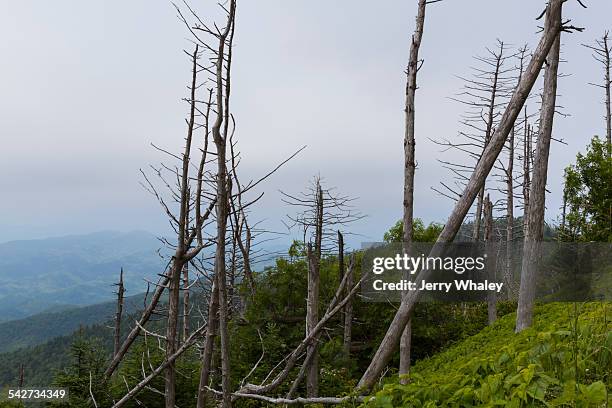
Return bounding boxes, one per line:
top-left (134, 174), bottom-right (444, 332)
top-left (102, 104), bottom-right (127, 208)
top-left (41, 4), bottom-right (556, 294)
top-left (363, 302), bottom-right (611, 407)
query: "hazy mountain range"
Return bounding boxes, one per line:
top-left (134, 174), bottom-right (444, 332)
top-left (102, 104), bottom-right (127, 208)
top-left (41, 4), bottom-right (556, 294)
top-left (0, 231), bottom-right (166, 322)
top-left (0, 230), bottom-right (287, 323)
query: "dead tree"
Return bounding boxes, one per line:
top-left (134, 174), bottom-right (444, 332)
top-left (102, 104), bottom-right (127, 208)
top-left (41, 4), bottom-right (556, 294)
top-left (583, 32), bottom-right (612, 157)
top-left (110, 2), bottom-right (299, 406)
top-left (516, 2), bottom-right (565, 332)
top-left (483, 195), bottom-right (496, 324)
top-left (112, 324), bottom-right (209, 408)
top-left (342, 246), bottom-right (353, 358)
top-left (400, 0), bottom-right (429, 385)
top-left (306, 236), bottom-right (320, 399)
top-left (492, 46), bottom-right (532, 298)
top-left (182, 263), bottom-right (190, 342)
top-left (522, 116), bottom-right (534, 235)
top-left (104, 35), bottom-right (217, 383)
top-left (163, 45), bottom-right (202, 408)
top-left (107, 29), bottom-right (217, 408)
top-left (113, 268), bottom-right (125, 359)
top-left (306, 183), bottom-right (323, 398)
top-left (433, 40), bottom-right (514, 241)
top-left (238, 262), bottom-right (367, 398)
top-left (206, 2), bottom-right (236, 405)
top-left (358, 0), bottom-right (570, 390)
top-left (18, 364), bottom-right (24, 388)
top-left (109, 39), bottom-right (218, 404)
top-left (281, 176), bottom-right (363, 397)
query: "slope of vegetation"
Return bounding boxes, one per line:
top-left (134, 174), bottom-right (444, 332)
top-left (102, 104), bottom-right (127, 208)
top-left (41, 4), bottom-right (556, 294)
top-left (0, 324), bottom-right (113, 389)
top-left (0, 292), bottom-right (148, 354)
top-left (364, 303), bottom-right (610, 407)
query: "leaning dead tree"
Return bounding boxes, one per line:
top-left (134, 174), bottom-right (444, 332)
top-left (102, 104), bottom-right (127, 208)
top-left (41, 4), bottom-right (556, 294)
top-left (358, 0), bottom-right (580, 390)
top-left (583, 31), bottom-right (611, 157)
top-left (433, 40), bottom-right (514, 241)
top-left (280, 176), bottom-right (363, 397)
top-left (236, 261), bottom-right (367, 401)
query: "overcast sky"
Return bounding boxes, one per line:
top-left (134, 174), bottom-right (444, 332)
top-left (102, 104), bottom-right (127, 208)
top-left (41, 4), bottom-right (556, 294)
top-left (1, 0), bottom-right (610, 246)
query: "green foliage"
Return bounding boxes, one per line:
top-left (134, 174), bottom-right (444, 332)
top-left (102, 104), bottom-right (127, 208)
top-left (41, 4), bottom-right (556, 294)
top-left (383, 219), bottom-right (444, 244)
top-left (0, 322), bottom-right (115, 389)
top-left (363, 303), bottom-right (611, 407)
top-left (48, 331), bottom-right (112, 408)
top-left (562, 136), bottom-right (612, 242)
top-left (228, 243), bottom-right (516, 403)
top-left (114, 339), bottom-right (200, 408)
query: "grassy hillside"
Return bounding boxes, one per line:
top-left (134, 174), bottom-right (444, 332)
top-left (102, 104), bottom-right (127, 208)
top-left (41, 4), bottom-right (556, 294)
top-left (364, 303), bottom-right (610, 407)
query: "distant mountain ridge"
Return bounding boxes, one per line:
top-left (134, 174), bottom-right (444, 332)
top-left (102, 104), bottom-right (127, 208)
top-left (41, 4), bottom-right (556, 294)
top-left (0, 231), bottom-right (166, 322)
top-left (0, 291), bottom-right (148, 354)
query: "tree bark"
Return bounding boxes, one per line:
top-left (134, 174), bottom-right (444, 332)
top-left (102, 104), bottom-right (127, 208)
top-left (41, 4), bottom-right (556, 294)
top-left (603, 34), bottom-right (611, 156)
top-left (196, 275), bottom-right (219, 408)
top-left (484, 195), bottom-right (496, 324)
top-left (357, 1), bottom-right (563, 390)
top-left (182, 262), bottom-right (190, 342)
top-left (18, 364), bottom-right (24, 388)
top-left (164, 45), bottom-right (200, 408)
top-left (523, 120), bottom-right (532, 235)
top-left (505, 126), bottom-right (515, 299)
top-left (306, 182), bottom-right (323, 397)
top-left (239, 260), bottom-right (362, 397)
top-left (516, 4), bottom-right (562, 333)
top-left (113, 268), bottom-right (125, 359)
top-left (342, 258), bottom-right (353, 357)
top-left (399, 0), bottom-right (427, 385)
top-left (112, 324), bottom-right (208, 408)
top-left (473, 42), bottom-right (504, 242)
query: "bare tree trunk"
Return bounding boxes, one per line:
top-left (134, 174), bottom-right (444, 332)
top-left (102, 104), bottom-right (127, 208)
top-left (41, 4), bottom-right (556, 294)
top-left (105, 275), bottom-right (169, 377)
top-left (473, 190), bottom-right (485, 241)
top-left (306, 182), bottom-right (323, 397)
top-left (113, 324), bottom-right (208, 408)
top-left (287, 256), bottom-right (355, 400)
top-left (357, 2), bottom-right (564, 389)
top-left (561, 189), bottom-right (568, 236)
top-left (606, 34), bottom-right (611, 156)
top-left (338, 230), bottom-right (344, 285)
top-left (182, 262), bottom-right (190, 342)
top-left (113, 268), bottom-right (125, 359)
top-left (484, 195), bottom-right (496, 324)
top-left (196, 276), bottom-right (219, 408)
top-left (523, 120), bottom-right (532, 235)
top-left (240, 257), bottom-right (361, 397)
top-left (583, 32), bottom-right (611, 155)
top-left (474, 43), bottom-right (504, 242)
top-left (342, 252), bottom-right (353, 357)
top-left (214, 65), bottom-right (233, 408)
top-left (18, 364), bottom-right (24, 388)
top-left (516, 5), bottom-right (562, 332)
top-left (164, 45), bottom-right (200, 408)
top-left (399, 0), bottom-right (427, 385)
top-left (505, 126), bottom-right (515, 299)
top-left (165, 262), bottom-right (182, 408)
